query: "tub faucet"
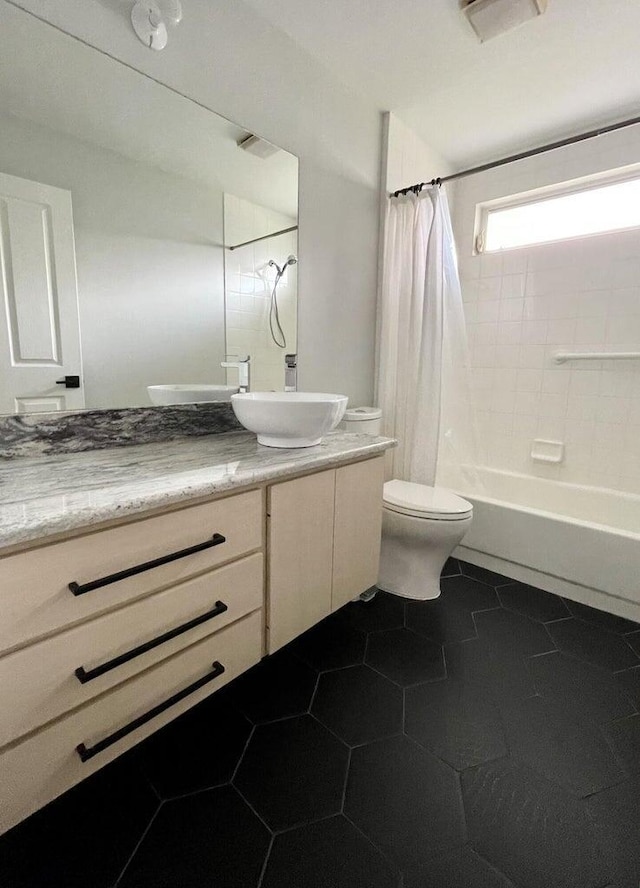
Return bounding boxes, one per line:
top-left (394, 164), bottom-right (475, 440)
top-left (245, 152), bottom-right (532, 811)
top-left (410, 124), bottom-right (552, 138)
top-left (221, 354), bottom-right (251, 392)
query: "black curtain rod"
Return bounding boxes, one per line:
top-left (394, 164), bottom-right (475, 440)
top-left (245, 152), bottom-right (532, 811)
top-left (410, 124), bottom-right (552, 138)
top-left (391, 112), bottom-right (640, 198)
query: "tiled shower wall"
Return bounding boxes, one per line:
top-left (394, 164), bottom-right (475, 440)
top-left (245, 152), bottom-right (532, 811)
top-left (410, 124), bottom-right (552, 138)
top-left (452, 126), bottom-right (640, 494)
top-left (224, 194), bottom-right (297, 392)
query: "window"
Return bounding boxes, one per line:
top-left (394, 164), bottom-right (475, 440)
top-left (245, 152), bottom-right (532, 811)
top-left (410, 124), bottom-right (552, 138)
top-left (478, 172), bottom-right (640, 252)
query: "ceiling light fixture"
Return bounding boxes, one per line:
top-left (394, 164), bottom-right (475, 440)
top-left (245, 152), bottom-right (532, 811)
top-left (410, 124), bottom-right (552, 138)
top-left (131, 0), bottom-right (182, 51)
top-left (463, 0), bottom-right (547, 42)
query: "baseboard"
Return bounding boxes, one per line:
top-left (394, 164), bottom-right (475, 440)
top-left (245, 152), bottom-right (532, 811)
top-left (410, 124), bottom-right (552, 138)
top-left (454, 544), bottom-right (640, 625)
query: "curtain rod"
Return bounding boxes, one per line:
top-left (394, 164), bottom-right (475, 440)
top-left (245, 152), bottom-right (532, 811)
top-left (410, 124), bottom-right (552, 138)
top-left (227, 225), bottom-right (298, 251)
top-left (391, 112), bottom-right (640, 198)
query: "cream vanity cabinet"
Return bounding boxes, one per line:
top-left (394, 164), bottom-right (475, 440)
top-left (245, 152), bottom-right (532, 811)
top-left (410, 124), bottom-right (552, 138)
top-left (0, 454), bottom-right (384, 834)
top-left (267, 456), bottom-right (385, 652)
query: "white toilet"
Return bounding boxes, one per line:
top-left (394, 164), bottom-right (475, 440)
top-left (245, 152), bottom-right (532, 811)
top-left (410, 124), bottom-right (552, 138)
top-left (378, 480), bottom-right (473, 600)
top-left (341, 407), bottom-right (474, 601)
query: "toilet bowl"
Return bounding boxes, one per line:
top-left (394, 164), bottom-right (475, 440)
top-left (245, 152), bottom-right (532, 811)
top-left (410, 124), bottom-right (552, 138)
top-left (378, 480), bottom-right (473, 600)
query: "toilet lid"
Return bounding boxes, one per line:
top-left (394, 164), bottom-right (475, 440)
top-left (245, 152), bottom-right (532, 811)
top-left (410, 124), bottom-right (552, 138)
top-left (383, 480), bottom-right (473, 520)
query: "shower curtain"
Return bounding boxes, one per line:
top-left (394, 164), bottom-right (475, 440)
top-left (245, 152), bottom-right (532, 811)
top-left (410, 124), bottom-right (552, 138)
top-left (376, 185), bottom-right (478, 487)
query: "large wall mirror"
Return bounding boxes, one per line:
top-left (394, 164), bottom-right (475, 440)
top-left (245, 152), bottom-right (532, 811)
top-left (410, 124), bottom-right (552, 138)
top-left (0, 3), bottom-right (298, 414)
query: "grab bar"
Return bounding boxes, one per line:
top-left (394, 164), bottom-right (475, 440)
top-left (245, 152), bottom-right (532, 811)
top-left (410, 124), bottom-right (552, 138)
top-left (554, 351), bottom-right (640, 364)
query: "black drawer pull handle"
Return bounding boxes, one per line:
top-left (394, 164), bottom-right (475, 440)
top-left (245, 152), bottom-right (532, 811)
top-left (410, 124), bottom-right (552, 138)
top-left (75, 600), bottom-right (228, 684)
top-left (68, 533), bottom-right (226, 596)
top-left (76, 661), bottom-right (225, 762)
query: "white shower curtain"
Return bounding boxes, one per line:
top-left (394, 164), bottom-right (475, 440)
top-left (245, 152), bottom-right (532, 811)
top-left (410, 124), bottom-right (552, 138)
top-left (376, 185), bottom-right (478, 488)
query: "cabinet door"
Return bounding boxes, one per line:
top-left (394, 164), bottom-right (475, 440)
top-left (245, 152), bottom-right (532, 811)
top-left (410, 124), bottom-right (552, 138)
top-left (267, 470), bottom-right (336, 653)
top-left (332, 457), bottom-right (385, 611)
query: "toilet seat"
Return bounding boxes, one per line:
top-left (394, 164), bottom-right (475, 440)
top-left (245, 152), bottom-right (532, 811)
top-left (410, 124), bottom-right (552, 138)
top-left (383, 480), bottom-right (473, 521)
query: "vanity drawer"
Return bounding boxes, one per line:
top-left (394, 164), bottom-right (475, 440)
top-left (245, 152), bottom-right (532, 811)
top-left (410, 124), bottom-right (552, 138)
top-left (0, 553), bottom-right (263, 748)
top-left (0, 489), bottom-right (263, 654)
top-left (0, 609), bottom-right (262, 836)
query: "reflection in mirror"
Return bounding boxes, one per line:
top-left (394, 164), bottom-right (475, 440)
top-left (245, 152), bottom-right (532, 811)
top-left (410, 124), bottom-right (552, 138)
top-left (224, 194), bottom-right (298, 392)
top-left (0, 3), bottom-right (298, 414)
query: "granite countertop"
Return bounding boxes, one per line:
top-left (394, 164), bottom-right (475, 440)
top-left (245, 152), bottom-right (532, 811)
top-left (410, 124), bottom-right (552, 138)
top-left (0, 430), bottom-right (395, 551)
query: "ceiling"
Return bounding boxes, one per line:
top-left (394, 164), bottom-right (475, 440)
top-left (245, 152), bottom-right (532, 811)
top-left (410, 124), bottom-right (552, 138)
top-left (242, 0), bottom-right (640, 170)
top-left (0, 2), bottom-right (299, 218)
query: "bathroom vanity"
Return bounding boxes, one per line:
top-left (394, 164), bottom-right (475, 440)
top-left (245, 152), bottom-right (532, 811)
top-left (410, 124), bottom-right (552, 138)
top-left (0, 430), bottom-right (393, 834)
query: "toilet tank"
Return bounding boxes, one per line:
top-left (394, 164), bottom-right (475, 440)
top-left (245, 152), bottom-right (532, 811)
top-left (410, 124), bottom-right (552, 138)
top-left (340, 407), bottom-right (382, 436)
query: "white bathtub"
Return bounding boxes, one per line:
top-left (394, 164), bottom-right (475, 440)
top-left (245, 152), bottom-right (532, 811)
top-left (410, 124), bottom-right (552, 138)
top-left (451, 467), bottom-right (640, 622)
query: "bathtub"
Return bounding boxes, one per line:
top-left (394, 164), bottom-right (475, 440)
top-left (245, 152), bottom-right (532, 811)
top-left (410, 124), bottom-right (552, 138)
top-left (449, 467), bottom-right (640, 623)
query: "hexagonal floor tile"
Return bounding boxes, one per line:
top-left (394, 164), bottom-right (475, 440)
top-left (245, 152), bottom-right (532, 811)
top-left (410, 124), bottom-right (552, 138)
top-left (137, 690), bottom-right (252, 798)
top-left (626, 630), bottom-right (640, 656)
top-left (405, 678), bottom-right (507, 770)
top-left (563, 599), bottom-right (640, 634)
top-left (474, 608), bottom-right (556, 659)
top-left (406, 576), bottom-right (499, 644)
top-left (341, 590), bottom-right (406, 634)
top-left (228, 649), bottom-right (318, 724)
top-left (603, 714), bottom-right (640, 778)
top-left (546, 618), bottom-right (639, 672)
top-left (586, 778), bottom-right (640, 888)
top-left (261, 815), bottom-right (400, 888)
top-left (291, 612), bottom-right (367, 671)
top-left (118, 785), bottom-right (270, 888)
top-left (462, 758), bottom-right (611, 888)
top-left (312, 664), bottom-right (403, 746)
top-left (0, 754), bottom-right (158, 888)
top-left (460, 562), bottom-right (511, 588)
top-left (501, 696), bottom-right (625, 797)
top-left (234, 714), bottom-right (348, 830)
top-left (366, 628), bottom-right (445, 687)
top-left (344, 734), bottom-right (465, 871)
top-left (498, 582), bottom-right (570, 623)
top-left (444, 637), bottom-right (536, 702)
top-left (441, 557), bottom-right (461, 577)
top-left (530, 651), bottom-right (636, 723)
top-left (616, 665), bottom-right (640, 710)
top-left (403, 847), bottom-right (515, 888)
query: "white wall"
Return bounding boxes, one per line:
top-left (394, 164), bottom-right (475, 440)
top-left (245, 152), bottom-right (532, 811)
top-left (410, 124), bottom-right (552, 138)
top-left (224, 194), bottom-right (297, 391)
top-left (9, 0), bottom-right (382, 407)
top-left (0, 110), bottom-right (226, 409)
top-left (384, 113), bottom-right (454, 194)
top-left (452, 126), bottom-right (640, 494)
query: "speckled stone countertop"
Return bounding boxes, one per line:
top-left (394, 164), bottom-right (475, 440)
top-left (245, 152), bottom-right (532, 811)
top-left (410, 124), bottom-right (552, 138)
top-left (0, 431), bottom-right (395, 552)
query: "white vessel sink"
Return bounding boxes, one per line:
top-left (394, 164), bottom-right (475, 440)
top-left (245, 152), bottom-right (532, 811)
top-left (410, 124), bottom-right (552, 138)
top-left (147, 384), bottom-right (239, 405)
top-left (231, 392), bottom-right (348, 448)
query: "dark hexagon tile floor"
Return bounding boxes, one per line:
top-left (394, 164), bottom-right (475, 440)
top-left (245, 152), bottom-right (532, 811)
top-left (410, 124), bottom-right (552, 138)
top-left (341, 589), bottom-right (406, 634)
top-left (345, 734), bottom-right (465, 871)
top-left (406, 575), bottom-right (499, 644)
top-left (498, 582), bottom-right (571, 623)
top-left (462, 757), bottom-right (611, 888)
top-left (366, 627), bottom-right (446, 686)
top-left (234, 714), bottom-right (349, 830)
top-left (311, 664), bottom-right (403, 746)
top-left (228, 648), bottom-right (318, 724)
top-left (261, 815), bottom-right (400, 888)
top-left (529, 650), bottom-right (636, 723)
top-left (405, 678), bottom-right (507, 770)
top-left (501, 695), bottom-right (625, 797)
top-left (137, 688), bottom-right (252, 799)
top-left (118, 785), bottom-right (270, 888)
top-left (546, 617), bottom-right (640, 672)
top-left (1, 558), bottom-right (638, 888)
top-left (291, 610), bottom-right (367, 671)
top-left (403, 847), bottom-right (517, 888)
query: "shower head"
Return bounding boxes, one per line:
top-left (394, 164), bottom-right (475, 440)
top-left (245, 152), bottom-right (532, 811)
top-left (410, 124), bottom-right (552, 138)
top-left (268, 255), bottom-right (297, 277)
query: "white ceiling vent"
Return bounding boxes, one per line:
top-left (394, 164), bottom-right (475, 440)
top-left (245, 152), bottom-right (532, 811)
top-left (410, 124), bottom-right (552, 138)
top-left (463, 0), bottom-right (547, 42)
top-left (237, 134), bottom-right (281, 159)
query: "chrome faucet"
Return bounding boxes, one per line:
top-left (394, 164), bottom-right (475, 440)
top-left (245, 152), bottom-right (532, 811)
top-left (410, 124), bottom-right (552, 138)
top-left (221, 354), bottom-right (251, 392)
